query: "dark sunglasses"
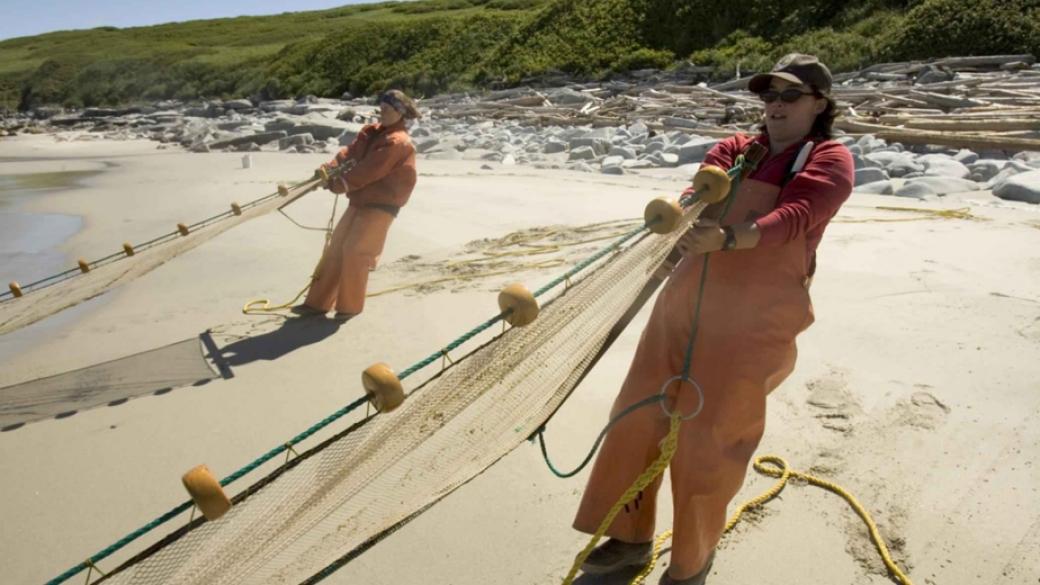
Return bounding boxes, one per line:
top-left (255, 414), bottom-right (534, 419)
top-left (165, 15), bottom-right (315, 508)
top-left (758, 88), bottom-right (817, 103)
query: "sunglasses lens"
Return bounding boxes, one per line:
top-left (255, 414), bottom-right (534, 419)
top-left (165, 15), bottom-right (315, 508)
top-left (780, 89), bottom-right (806, 103)
top-left (759, 91), bottom-right (779, 103)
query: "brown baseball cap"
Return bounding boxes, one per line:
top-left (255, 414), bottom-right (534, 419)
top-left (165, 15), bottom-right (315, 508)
top-left (748, 53), bottom-right (833, 94)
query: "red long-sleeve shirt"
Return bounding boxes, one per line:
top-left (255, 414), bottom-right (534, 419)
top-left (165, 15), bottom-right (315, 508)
top-left (702, 133), bottom-right (853, 273)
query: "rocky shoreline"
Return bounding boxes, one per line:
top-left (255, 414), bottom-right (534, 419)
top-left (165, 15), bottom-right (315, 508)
top-left (3, 56), bottom-right (1039, 204)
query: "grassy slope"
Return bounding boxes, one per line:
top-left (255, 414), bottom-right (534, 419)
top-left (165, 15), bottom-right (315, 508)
top-left (1, 0), bottom-right (1036, 111)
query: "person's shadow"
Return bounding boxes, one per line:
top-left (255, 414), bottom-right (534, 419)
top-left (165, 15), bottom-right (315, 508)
top-left (213, 316), bottom-right (347, 369)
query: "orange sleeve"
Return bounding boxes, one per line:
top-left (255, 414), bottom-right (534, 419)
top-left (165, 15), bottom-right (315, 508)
top-left (327, 125), bottom-right (376, 167)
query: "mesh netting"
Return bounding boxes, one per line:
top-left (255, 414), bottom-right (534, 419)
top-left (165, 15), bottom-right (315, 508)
top-left (0, 191), bottom-right (292, 336)
top-left (0, 336), bottom-right (217, 430)
top-left (94, 206), bottom-right (699, 584)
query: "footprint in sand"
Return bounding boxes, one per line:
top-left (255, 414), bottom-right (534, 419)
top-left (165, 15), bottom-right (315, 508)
top-left (1017, 316), bottom-right (1040, 343)
top-left (895, 386), bottom-right (950, 430)
top-left (805, 369), bottom-right (861, 434)
top-left (809, 447), bottom-right (847, 476)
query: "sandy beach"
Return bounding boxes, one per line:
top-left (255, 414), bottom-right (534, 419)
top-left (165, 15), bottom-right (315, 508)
top-left (1, 133), bottom-right (1039, 585)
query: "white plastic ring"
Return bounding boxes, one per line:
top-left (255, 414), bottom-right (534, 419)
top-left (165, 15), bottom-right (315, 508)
top-left (658, 375), bottom-right (704, 421)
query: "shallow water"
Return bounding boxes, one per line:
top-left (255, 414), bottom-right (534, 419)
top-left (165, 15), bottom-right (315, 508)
top-left (0, 170), bottom-right (98, 287)
top-left (0, 169), bottom-right (101, 195)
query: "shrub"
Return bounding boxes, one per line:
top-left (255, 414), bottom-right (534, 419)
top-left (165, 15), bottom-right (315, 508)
top-left (613, 48), bottom-right (675, 72)
top-left (887, 0), bottom-right (1040, 59)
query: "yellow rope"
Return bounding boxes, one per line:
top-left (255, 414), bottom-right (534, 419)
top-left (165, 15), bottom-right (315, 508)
top-left (243, 218), bottom-right (626, 315)
top-left (562, 413), bottom-right (682, 585)
top-left (243, 191), bottom-right (339, 315)
top-left (243, 282), bottom-right (312, 315)
top-left (835, 206), bottom-right (979, 224)
top-left (621, 455), bottom-right (914, 585)
top-left (367, 259), bottom-right (565, 298)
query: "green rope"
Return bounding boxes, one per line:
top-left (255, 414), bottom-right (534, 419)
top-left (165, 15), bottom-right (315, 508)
top-left (534, 394), bottom-right (665, 478)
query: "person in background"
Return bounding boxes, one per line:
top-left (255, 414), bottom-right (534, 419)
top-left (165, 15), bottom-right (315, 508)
top-left (292, 89), bottom-right (420, 322)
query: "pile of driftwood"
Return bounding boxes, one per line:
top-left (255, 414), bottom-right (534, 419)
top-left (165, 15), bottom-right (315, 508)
top-left (426, 54), bottom-right (1040, 152)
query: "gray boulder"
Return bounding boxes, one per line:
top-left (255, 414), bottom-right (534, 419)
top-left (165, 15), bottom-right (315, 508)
top-left (968, 159), bottom-right (1007, 182)
top-left (644, 139), bottom-right (668, 154)
top-left (601, 155), bottom-right (625, 174)
top-left (987, 161), bottom-right (1034, 190)
top-left (622, 159), bottom-right (655, 169)
top-left (568, 146), bottom-right (598, 161)
top-left (854, 180), bottom-right (896, 195)
top-left (258, 100), bottom-right (295, 113)
top-left (856, 134), bottom-right (887, 154)
top-left (414, 137), bottom-right (441, 154)
top-left (278, 133), bottom-right (315, 150)
top-left (919, 155), bottom-right (971, 179)
top-left (608, 146), bottom-right (637, 159)
top-left (223, 99), bottom-right (254, 110)
top-left (628, 121), bottom-right (649, 137)
top-left (293, 122), bottom-right (357, 141)
top-left (864, 151), bottom-right (923, 177)
top-left (648, 152), bottom-right (680, 167)
top-left (210, 131), bottom-right (288, 150)
top-left (855, 167), bottom-right (890, 186)
top-left (895, 177), bottom-right (981, 198)
top-left (569, 137), bottom-right (611, 155)
top-left (914, 66), bottom-right (955, 85)
top-left (993, 170), bottom-right (1040, 204)
top-left (953, 149), bottom-right (979, 165)
top-left (677, 138), bottom-right (719, 164)
top-left (853, 153), bottom-right (878, 170)
top-left (428, 150), bottom-right (463, 161)
top-left (217, 120), bottom-right (252, 131)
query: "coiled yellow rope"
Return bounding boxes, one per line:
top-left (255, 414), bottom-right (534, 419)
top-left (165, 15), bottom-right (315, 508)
top-left (579, 453), bottom-right (915, 585)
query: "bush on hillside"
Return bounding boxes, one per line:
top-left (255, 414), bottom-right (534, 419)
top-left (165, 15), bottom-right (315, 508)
top-left (612, 48), bottom-right (675, 72)
top-left (887, 0), bottom-right (1040, 59)
top-left (688, 31), bottom-right (776, 78)
top-left (476, 0), bottom-right (643, 83)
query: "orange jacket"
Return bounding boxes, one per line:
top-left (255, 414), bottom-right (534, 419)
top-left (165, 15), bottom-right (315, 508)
top-left (325, 121), bottom-right (417, 209)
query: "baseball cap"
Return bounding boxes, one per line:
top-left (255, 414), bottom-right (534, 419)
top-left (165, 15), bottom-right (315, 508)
top-left (748, 53), bottom-right (833, 94)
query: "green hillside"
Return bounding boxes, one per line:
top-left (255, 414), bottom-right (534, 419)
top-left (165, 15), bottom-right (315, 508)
top-left (1, 0), bottom-right (1037, 111)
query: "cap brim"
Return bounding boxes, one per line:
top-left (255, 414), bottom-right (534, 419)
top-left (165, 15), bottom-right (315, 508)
top-left (748, 72), bottom-right (804, 93)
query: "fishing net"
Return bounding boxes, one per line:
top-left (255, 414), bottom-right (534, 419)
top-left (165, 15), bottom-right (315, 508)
top-left (0, 184), bottom-right (311, 336)
top-left (0, 336), bottom-right (218, 430)
top-left (95, 213), bottom-right (692, 584)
